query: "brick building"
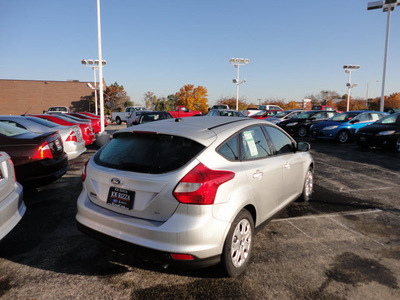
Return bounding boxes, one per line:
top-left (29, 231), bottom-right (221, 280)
top-left (0, 79), bottom-right (106, 115)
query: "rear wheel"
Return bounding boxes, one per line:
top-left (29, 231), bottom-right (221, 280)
top-left (337, 130), bottom-right (350, 143)
top-left (222, 209), bottom-right (254, 277)
top-left (395, 137), bottom-right (400, 153)
top-left (298, 126), bottom-right (307, 137)
top-left (116, 117), bottom-right (121, 125)
top-left (299, 167), bottom-right (313, 202)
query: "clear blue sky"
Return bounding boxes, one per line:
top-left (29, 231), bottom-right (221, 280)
top-left (1, 0), bottom-right (400, 106)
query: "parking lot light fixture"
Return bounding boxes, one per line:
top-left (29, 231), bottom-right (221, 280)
top-left (229, 58), bottom-right (249, 111)
top-left (343, 65), bottom-right (360, 111)
top-left (368, 0), bottom-right (400, 111)
top-left (81, 59), bottom-right (107, 115)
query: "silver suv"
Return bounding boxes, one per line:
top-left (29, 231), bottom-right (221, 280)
top-left (76, 117), bottom-right (314, 277)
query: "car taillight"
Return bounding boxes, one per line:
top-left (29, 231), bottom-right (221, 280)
top-left (66, 131), bottom-right (78, 142)
top-left (173, 163), bottom-right (235, 205)
top-left (82, 159), bottom-right (89, 181)
top-left (32, 141), bottom-right (53, 160)
top-left (9, 158), bottom-right (16, 183)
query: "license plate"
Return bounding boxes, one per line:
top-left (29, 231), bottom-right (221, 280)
top-left (107, 187), bottom-right (135, 210)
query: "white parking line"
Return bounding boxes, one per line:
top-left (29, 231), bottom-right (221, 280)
top-left (272, 209), bottom-right (387, 250)
top-left (327, 216), bottom-right (387, 248)
top-left (286, 219), bottom-right (334, 253)
top-left (273, 209), bottom-right (382, 222)
top-left (339, 187), bottom-right (393, 193)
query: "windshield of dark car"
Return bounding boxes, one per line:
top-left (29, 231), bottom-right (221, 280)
top-left (329, 112), bottom-right (359, 122)
top-left (94, 133), bottom-right (205, 174)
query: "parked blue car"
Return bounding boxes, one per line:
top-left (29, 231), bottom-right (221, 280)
top-left (310, 110), bottom-right (388, 143)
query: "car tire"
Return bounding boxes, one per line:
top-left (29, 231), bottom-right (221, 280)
top-left (116, 117), bottom-right (121, 125)
top-left (395, 137), bottom-right (400, 153)
top-left (299, 167), bottom-right (313, 202)
top-left (298, 126), bottom-right (308, 137)
top-left (337, 130), bottom-right (350, 143)
top-left (222, 209), bottom-right (254, 278)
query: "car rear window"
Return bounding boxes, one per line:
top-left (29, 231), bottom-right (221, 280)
top-left (94, 133), bottom-right (205, 174)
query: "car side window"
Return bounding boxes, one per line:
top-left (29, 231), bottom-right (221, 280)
top-left (356, 113), bottom-right (370, 122)
top-left (327, 112), bottom-right (336, 118)
top-left (314, 113), bottom-right (325, 120)
top-left (263, 126), bottom-right (294, 155)
top-left (370, 113), bottom-right (382, 121)
top-left (217, 134), bottom-right (239, 161)
top-left (240, 126), bottom-right (271, 160)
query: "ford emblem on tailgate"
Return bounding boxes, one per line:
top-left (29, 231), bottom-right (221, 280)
top-left (111, 178), bottom-right (122, 185)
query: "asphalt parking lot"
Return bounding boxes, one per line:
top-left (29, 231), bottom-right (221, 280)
top-left (0, 124), bottom-right (399, 299)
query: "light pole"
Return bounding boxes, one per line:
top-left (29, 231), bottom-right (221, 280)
top-left (229, 58), bottom-right (249, 111)
top-left (96, 0), bottom-right (106, 133)
top-left (343, 65), bottom-right (360, 111)
top-left (81, 59), bottom-right (107, 115)
top-left (368, 0), bottom-right (400, 111)
top-left (366, 80), bottom-right (379, 109)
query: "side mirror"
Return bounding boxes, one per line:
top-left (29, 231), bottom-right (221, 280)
top-left (350, 119), bottom-right (360, 124)
top-left (309, 117), bottom-right (316, 121)
top-left (297, 141), bottom-right (310, 152)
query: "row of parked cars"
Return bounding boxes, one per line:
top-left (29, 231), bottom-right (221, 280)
top-left (125, 106), bottom-right (400, 152)
top-left (0, 111), bottom-right (104, 241)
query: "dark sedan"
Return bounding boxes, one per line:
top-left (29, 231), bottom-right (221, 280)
top-left (278, 110), bottom-right (337, 137)
top-left (0, 122), bottom-right (69, 187)
top-left (355, 112), bottom-right (400, 152)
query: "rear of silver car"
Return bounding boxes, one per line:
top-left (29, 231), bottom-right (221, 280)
top-left (76, 128), bottom-right (229, 266)
top-left (0, 151), bottom-right (25, 240)
top-left (76, 117), bottom-right (313, 276)
top-left (58, 125), bottom-right (86, 160)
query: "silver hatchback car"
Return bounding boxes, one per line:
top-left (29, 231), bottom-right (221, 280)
top-left (76, 117), bottom-right (314, 277)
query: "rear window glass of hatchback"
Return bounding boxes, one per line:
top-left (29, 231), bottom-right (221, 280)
top-left (94, 133), bottom-right (205, 174)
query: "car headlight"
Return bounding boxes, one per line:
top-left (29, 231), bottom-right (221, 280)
top-left (287, 122), bottom-right (298, 126)
top-left (323, 125), bottom-right (338, 131)
top-left (377, 130), bottom-right (396, 136)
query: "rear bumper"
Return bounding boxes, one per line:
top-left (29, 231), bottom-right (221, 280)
top-left (64, 141), bottom-right (87, 160)
top-left (76, 190), bottom-right (230, 268)
top-left (15, 154), bottom-right (69, 187)
top-left (0, 182), bottom-right (25, 240)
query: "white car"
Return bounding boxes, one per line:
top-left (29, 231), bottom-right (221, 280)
top-left (76, 117), bottom-right (313, 277)
top-left (0, 151), bottom-right (25, 240)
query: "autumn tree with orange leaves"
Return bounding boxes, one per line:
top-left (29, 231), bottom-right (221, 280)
top-left (175, 84), bottom-right (208, 114)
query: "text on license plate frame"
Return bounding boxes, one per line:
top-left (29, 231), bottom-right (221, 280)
top-left (107, 187), bottom-right (135, 210)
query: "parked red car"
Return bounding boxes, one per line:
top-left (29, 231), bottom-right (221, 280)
top-left (66, 113), bottom-right (101, 133)
top-left (250, 110), bottom-right (283, 120)
top-left (0, 122), bottom-right (69, 187)
top-left (79, 112), bottom-right (107, 127)
top-left (28, 114), bottom-right (96, 146)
